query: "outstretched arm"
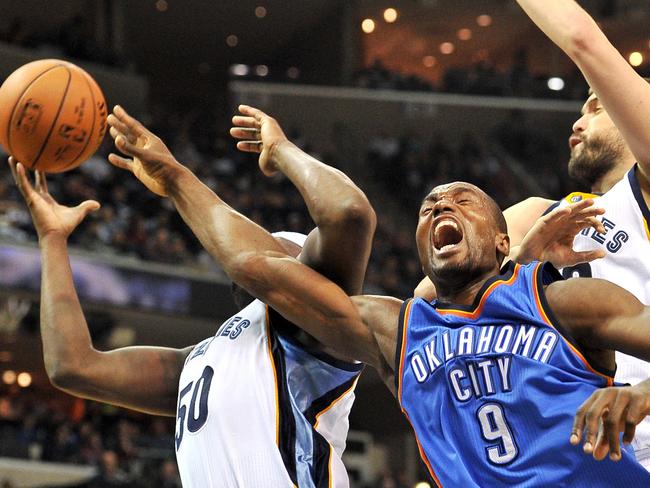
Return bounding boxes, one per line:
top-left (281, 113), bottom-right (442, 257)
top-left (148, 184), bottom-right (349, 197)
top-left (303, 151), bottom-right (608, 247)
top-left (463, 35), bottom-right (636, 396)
top-left (546, 278), bottom-right (650, 461)
top-left (230, 105), bottom-right (376, 295)
top-left (9, 158), bottom-right (190, 416)
top-left (107, 108), bottom-right (399, 370)
top-left (517, 0), bottom-right (650, 183)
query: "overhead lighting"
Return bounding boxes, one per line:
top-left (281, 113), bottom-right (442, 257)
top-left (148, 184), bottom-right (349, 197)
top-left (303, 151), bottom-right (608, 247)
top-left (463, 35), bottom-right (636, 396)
top-left (17, 372), bottom-right (32, 388)
top-left (2, 370), bottom-right (16, 385)
top-left (226, 35), bottom-right (239, 47)
top-left (458, 28), bottom-right (472, 41)
top-left (422, 56), bottom-right (437, 68)
top-left (287, 67), bottom-right (300, 79)
top-left (440, 42), bottom-right (455, 55)
top-left (414, 483), bottom-right (432, 488)
top-left (155, 0), bottom-right (168, 12)
top-left (362, 18), bottom-right (376, 34)
top-left (547, 77), bottom-right (565, 91)
top-left (629, 52), bottom-right (644, 67)
top-left (384, 8), bottom-right (398, 23)
top-left (477, 14), bottom-right (492, 27)
top-left (255, 6), bottom-right (267, 18)
top-left (230, 64), bottom-right (250, 77)
top-left (255, 65), bottom-right (269, 77)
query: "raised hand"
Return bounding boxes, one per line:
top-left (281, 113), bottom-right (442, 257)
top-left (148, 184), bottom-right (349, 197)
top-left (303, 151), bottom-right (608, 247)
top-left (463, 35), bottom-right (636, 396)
top-left (230, 105), bottom-right (289, 177)
top-left (107, 105), bottom-right (186, 197)
top-left (8, 157), bottom-right (100, 240)
top-left (515, 199), bottom-right (606, 268)
top-left (571, 380), bottom-right (650, 462)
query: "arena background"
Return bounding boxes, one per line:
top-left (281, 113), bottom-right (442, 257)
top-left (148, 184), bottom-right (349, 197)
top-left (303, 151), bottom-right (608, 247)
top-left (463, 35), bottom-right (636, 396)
top-left (0, 1), bottom-right (648, 486)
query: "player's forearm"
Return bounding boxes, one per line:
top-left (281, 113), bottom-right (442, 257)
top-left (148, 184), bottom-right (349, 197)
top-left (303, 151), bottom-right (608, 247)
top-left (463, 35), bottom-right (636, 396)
top-left (516, 0), bottom-right (600, 55)
top-left (39, 234), bottom-right (95, 384)
top-left (272, 141), bottom-right (375, 230)
top-left (168, 169), bottom-right (287, 281)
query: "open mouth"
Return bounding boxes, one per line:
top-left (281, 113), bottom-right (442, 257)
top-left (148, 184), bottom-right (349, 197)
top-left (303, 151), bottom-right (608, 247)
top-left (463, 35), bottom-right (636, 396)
top-left (569, 136), bottom-right (583, 149)
top-left (433, 219), bottom-right (463, 252)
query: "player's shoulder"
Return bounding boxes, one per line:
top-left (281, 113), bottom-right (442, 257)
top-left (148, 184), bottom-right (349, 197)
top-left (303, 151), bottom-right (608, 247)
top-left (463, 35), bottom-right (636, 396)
top-left (544, 191), bottom-right (600, 214)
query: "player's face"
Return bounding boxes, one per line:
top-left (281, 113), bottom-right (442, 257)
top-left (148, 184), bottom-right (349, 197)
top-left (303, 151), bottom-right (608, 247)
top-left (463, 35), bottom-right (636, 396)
top-left (569, 93), bottom-right (627, 187)
top-left (416, 183), bottom-right (506, 284)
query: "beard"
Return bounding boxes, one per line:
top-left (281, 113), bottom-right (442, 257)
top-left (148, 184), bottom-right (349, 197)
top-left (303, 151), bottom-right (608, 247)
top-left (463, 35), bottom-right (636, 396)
top-left (568, 130), bottom-right (626, 189)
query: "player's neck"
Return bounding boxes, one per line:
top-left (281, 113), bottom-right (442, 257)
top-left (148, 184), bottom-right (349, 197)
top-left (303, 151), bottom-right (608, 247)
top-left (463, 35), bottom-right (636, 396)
top-left (591, 158), bottom-right (636, 193)
top-left (434, 270), bottom-right (496, 307)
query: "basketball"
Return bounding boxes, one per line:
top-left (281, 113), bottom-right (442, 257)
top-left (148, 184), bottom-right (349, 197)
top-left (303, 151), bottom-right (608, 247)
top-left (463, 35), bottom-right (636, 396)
top-left (0, 59), bottom-right (107, 173)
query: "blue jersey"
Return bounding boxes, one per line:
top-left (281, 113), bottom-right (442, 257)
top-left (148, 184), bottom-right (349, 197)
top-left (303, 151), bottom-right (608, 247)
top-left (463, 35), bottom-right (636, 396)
top-left (396, 261), bottom-right (650, 487)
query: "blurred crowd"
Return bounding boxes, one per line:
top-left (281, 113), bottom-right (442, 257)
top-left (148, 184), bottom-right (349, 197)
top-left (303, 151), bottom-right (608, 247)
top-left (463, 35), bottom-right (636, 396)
top-left (353, 55), bottom-right (590, 100)
top-left (0, 103), bottom-right (571, 299)
top-left (0, 392), bottom-right (179, 488)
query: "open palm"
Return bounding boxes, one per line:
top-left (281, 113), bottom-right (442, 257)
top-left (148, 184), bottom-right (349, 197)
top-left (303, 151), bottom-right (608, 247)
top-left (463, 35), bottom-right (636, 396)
top-left (8, 157), bottom-right (100, 239)
top-left (107, 105), bottom-right (184, 197)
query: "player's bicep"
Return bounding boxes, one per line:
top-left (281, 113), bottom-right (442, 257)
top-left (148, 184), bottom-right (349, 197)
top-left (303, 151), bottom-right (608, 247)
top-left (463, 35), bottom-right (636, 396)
top-left (299, 216), bottom-right (375, 296)
top-left (546, 279), bottom-right (650, 360)
top-left (65, 345), bottom-right (192, 416)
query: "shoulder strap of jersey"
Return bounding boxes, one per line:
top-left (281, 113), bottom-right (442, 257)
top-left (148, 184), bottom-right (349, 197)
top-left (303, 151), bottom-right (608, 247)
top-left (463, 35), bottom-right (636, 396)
top-left (395, 298), bottom-right (414, 400)
top-left (628, 164), bottom-right (650, 241)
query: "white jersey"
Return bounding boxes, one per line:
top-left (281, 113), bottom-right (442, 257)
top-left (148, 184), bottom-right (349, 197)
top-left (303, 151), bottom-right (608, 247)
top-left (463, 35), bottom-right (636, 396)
top-left (175, 299), bottom-right (362, 487)
top-left (556, 166), bottom-right (650, 466)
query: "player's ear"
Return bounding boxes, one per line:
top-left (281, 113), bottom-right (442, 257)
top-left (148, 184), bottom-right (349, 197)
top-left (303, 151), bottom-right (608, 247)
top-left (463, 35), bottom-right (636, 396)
top-left (496, 233), bottom-right (510, 260)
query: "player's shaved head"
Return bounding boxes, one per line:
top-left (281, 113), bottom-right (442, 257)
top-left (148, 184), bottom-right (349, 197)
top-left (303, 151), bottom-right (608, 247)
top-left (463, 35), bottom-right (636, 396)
top-left (428, 182), bottom-right (507, 234)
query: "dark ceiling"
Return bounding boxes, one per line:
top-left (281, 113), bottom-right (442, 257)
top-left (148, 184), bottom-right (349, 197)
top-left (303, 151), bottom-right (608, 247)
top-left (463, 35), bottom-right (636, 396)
top-left (1, 0), bottom-right (649, 105)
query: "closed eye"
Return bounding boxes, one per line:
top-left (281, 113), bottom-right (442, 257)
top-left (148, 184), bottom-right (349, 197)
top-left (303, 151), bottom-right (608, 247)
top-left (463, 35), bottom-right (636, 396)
top-left (421, 207), bottom-right (433, 216)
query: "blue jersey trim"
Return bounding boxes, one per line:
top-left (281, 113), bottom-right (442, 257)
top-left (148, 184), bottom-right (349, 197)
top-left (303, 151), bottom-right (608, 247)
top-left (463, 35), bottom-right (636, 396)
top-left (542, 200), bottom-right (561, 216)
top-left (433, 261), bottom-right (517, 314)
top-left (304, 377), bottom-right (359, 426)
top-left (395, 298), bottom-right (413, 395)
top-left (268, 330), bottom-right (299, 485)
top-left (628, 164), bottom-right (650, 238)
top-left (268, 307), bottom-right (363, 373)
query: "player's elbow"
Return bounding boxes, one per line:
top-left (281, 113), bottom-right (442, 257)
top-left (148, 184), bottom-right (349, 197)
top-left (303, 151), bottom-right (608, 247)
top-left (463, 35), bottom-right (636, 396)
top-left (46, 361), bottom-right (84, 391)
top-left (564, 14), bottom-right (600, 61)
top-left (324, 197), bottom-right (377, 236)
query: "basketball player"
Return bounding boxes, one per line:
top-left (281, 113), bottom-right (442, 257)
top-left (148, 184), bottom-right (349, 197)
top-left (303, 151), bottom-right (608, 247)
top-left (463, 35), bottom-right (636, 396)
top-left (139, 176), bottom-right (650, 486)
top-left (9, 104), bottom-right (376, 487)
top-left (510, 0), bottom-right (650, 467)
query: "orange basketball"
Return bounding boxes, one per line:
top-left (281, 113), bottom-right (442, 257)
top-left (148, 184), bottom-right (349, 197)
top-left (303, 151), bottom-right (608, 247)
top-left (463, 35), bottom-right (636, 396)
top-left (0, 59), bottom-right (107, 173)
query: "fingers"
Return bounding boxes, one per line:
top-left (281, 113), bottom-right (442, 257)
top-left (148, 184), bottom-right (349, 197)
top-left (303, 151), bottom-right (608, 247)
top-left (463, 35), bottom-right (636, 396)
top-left (232, 115), bottom-right (259, 129)
top-left (603, 394), bottom-right (628, 461)
top-left (107, 153), bottom-right (135, 172)
top-left (237, 104), bottom-right (265, 119)
top-left (76, 200), bottom-right (101, 215)
top-left (112, 105), bottom-right (147, 138)
top-left (572, 391), bottom-right (611, 455)
top-left (566, 249), bottom-right (606, 266)
top-left (114, 134), bottom-right (146, 159)
top-left (34, 170), bottom-right (49, 194)
top-left (9, 159), bottom-right (36, 200)
top-left (108, 116), bottom-right (138, 144)
top-left (236, 141), bottom-right (263, 154)
top-left (623, 396), bottom-right (647, 444)
top-left (230, 127), bottom-right (261, 141)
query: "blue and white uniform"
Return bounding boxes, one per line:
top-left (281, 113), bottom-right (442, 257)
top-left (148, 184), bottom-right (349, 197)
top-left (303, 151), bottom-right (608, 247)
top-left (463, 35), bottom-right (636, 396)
top-left (174, 300), bottom-right (361, 487)
top-left (396, 261), bottom-right (650, 487)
